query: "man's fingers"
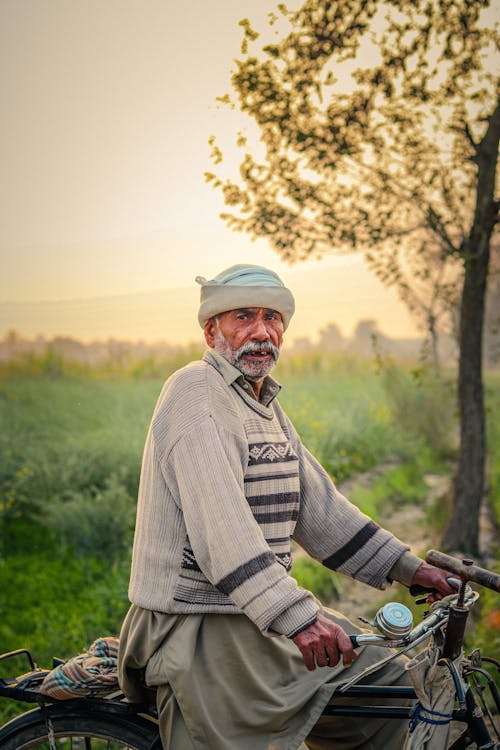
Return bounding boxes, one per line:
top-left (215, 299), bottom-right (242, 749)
top-left (301, 644), bottom-right (316, 671)
top-left (337, 632), bottom-right (357, 668)
top-left (314, 649), bottom-right (329, 668)
top-left (325, 642), bottom-right (340, 667)
top-left (293, 615), bottom-right (358, 670)
top-left (315, 634), bottom-right (356, 670)
top-left (412, 562), bottom-right (459, 599)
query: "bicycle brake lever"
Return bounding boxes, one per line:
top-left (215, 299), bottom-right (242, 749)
top-left (409, 584), bottom-right (437, 596)
top-left (410, 578), bottom-right (461, 604)
top-left (409, 584), bottom-right (440, 605)
top-left (409, 577), bottom-right (462, 596)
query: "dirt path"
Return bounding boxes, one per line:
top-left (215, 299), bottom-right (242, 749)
top-left (326, 472), bottom-right (446, 621)
top-left (305, 470), bottom-right (498, 622)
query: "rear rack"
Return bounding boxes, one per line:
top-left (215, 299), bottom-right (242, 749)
top-left (0, 648), bottom-right (51, 704)
top-left (0, 648), bottom-right (156, 718)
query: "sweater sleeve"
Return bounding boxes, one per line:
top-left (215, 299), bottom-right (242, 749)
top-left (389, 551), bottom-right (423, 586)
top-left (165, 416), bottom-right (319, 636)
top-left (281, 416), bottom-right (409, 590)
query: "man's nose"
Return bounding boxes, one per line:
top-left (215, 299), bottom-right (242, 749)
top-left (249, 316), bottom-right (271, 340)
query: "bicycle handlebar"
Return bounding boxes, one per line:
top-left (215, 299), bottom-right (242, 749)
top-left (426, 549), bottom-right (500, 593)
top-left (348, 586), bottom-right (479, 651)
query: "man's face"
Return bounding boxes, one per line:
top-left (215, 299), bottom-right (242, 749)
top-left (204, 307), bottom-right (284, 381)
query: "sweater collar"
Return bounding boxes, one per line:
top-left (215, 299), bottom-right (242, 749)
top-left (204, 350), bottom-right (281, 407)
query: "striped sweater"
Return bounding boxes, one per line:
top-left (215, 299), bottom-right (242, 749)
top-left (128, 351), bottom-right (410, 638)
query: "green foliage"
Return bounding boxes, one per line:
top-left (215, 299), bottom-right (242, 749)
top-left (0, 546), bottom-right (131, 723)
top-left (41, 473), bottom-right (136, 559)
top-left (473, 586), bottom-right (500, 664)
top-left (0, 344), bottom-right (204, 382)
top-left (0, 378), bottom-right (159, 527)
top-left (278, 353), bottom-right (456, 485)
top-left (277, 353), bottom-right (397, 481)
top-left (0, 550), bottom-right (130, 664)
top-left (426, 487), bottom-right (453, 536)
top-left (485, 372), bottom-right (500, 526)
top-left (350, 460), bottom-right (432, 518)
top-left (0, 350), bottom-right (79, 380)
top-left (378, 360), bottom-right (456, 458)
top-left (291, 556), bottom-right (341, 603)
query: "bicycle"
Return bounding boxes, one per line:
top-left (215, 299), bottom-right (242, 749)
top-left (0, 550), bottom-right (498, 749)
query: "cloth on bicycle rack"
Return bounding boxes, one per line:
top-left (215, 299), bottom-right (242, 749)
top-left (403, 643), bottom-right (464, 750)
top-left (39, 636), bottom-right (120, 700)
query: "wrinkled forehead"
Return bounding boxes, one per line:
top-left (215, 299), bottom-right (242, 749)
top-left (217, 307), bottom-right (282, 319)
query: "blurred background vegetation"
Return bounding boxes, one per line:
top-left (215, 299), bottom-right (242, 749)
top-left (0, 344), bottom-right (498, 722)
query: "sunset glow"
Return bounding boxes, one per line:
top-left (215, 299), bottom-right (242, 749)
top-left (0, 0), bottom-right (422, 345)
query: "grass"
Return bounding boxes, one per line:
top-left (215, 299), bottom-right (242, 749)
top-left (349, 449), bottom-right (447, 519)
top-left (486, 372), bottom-right (500, 524)
top-left (0, 548), bottom-right (130, 664)
top-left (277, 355), bottom-right (407, 481)
top-left (0, 378), bottom-right (160, 522)
top-left (291, 557), bottom-right (342, 602)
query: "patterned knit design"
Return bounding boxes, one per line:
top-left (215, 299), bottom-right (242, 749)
top-left (128, 352), bottom-right (409, 637)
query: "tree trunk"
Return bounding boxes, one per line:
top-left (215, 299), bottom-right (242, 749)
top-left (442, 103), bottom-right (500, 554)
top-left (428, 317), bottom-right (440, 375)
top-left (443, 248), bottom-right (488, 554)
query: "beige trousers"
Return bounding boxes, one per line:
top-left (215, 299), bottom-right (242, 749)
top-left (119, 605), bottom-right (413, 750)
top-left (156, 656), bottom-right (410, 750)
top-left (304, 654), bottom-right (411, 750)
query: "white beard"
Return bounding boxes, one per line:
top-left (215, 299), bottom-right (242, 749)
top-left (213, 327), bottom-right (280, 381)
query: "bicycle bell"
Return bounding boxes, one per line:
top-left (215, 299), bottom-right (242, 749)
top-left (373, 602), bottom-right (413, 638)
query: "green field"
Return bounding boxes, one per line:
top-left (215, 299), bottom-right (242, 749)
top-left (0, 350), bottom-right (498, 719)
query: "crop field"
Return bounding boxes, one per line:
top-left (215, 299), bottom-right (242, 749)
top-left (0, 350), bottom-right (498, 721)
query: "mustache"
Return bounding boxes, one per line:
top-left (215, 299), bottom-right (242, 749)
top-left (234, 340), bottom-right (280, 360)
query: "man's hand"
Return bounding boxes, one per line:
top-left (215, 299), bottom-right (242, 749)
top-left (411, 561), bottom-right (458, 603)
top-left (292, 613), bottom-right (357, 671)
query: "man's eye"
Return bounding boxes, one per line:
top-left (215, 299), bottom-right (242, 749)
top-left (236, 314), bottom-right (248, 320)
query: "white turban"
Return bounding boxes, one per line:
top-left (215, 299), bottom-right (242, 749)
top-left (196, 264), bottom-right (295, 330)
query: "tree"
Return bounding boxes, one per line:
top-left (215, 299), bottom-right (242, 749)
top-left (384, 240), bottom-right (461, 372)
top-left (351, 318), bottom-right (387, 355)
top-left (207, 0), bottom-right (499, 554)
top-left (318, 322), bottom-right (344, 350)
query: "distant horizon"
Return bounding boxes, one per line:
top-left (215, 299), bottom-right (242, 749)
top-left (1, 317), bottom-right (459, 370)
top-left (1, 317), bottom-right (425, 347)
top-left (0, 259), bottom-right (423, 346)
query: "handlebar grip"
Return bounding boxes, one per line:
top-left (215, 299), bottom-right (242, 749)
top-left (349, 635), bottom-right (360, 648)
top-left (426, 549), bottom-right (500, 593)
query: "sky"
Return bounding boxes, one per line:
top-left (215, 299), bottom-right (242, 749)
top-left (0, 0), bottom-right (422, 345)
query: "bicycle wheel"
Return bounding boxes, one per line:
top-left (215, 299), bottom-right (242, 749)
top-left (0, 706), bottom-right (159, 749)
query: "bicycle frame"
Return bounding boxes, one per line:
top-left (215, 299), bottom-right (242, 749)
top-left (326, 681), bottom-right (499, 750)
top-left (1, 643), bottom-right (498, 749)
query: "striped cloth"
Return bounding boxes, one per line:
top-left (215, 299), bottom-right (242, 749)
top-left (39, 637), bottom-right (119, 700)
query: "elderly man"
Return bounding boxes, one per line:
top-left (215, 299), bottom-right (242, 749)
top-left (118, 264), bottom-right (454, 750)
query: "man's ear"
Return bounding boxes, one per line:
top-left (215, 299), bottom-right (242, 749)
top-left (204, 317), bottom-right (217, 347)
